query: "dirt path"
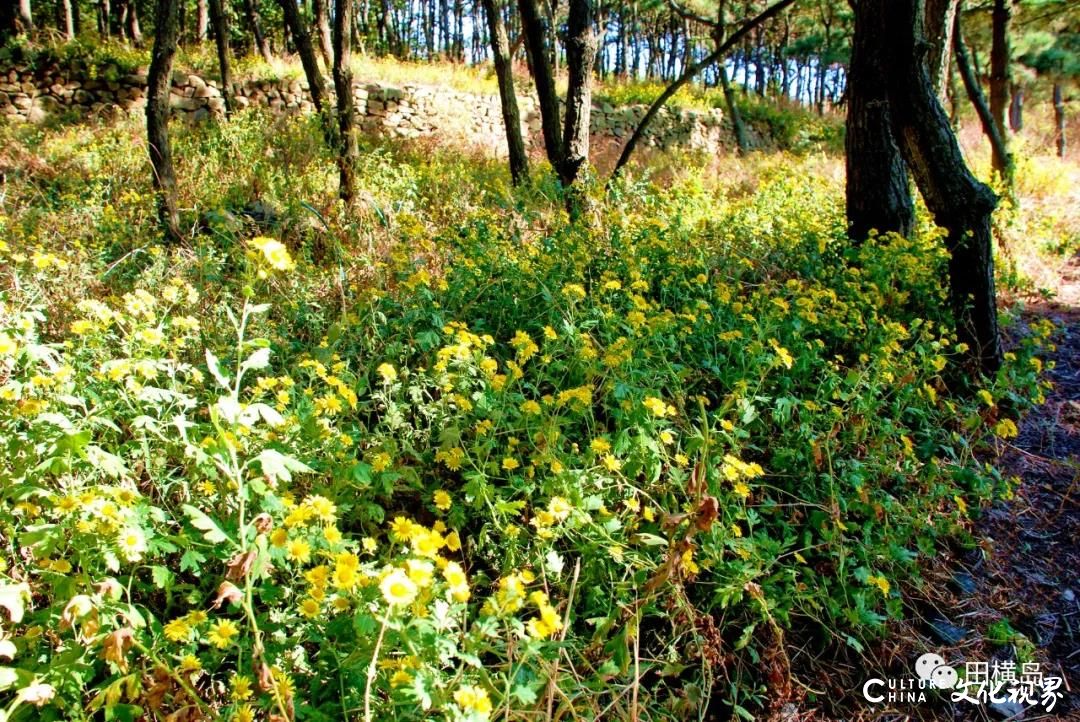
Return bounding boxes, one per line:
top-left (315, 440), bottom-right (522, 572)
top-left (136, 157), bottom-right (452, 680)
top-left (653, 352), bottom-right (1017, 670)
top-left (905, 258), bottom-right (1080, 721)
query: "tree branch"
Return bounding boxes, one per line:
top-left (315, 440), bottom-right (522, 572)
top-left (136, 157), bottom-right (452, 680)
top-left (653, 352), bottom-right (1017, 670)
top-left (611, 0), bottom-right (799, 178)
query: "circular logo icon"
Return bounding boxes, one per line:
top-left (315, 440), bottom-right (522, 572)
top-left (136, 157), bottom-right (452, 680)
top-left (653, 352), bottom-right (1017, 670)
top-left (915, 652), bottom-right (958, 689)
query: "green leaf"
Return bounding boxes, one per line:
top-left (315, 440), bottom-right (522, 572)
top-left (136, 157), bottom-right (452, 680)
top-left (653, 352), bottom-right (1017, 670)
top-left (205, 349), bottom-right (231, 390)
top-left (255, 449), bottom-right (313, 483)
top-left (181, 505), bottom-right (231, 544)
top-left (511, 684), bottom-right (539, 705)
top-left (150, 566), bottom-right (174, 590)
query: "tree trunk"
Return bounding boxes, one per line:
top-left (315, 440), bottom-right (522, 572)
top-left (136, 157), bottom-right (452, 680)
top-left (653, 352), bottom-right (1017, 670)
top-left (1008, 83), bottom-right (1022, 131)
top-left (18, 0), bottom-right (34, 34)
top-left (988, 0), bottom-right (1013, 181)
top-left (277, 0), bottom-right (328, 114)
top-left (482, 0), bottom-right (530, 185)
top-left (1053, 82), bottom-right (1066, 159)
top-left (954, 10), bottom-right (1010, 185)
top-left (924, 0), bottom-right (958, 99)
top-left (845, 0), bottom-right (914, 242)
top-left (208, 0), bottom-right (234, 115)
top-left (559, 0), bottom-right (596, 191)
top-left (332, 0), bottom-right (357, 202)
top-left (517, 0), bottom-right (564, 170)
top-left (126, 0), bottom-right (142, 44)
top-left (314, 0), bottom-right (334, 70)
top-left (61, 0), bottom-right (75, 39)
top-left (885, 0), bottom-right (1002, 374)
top-left (243, 0), bottom-right (274, 63)
top-left (147, 0), bottom-right (182, 242)
top-left (720, 61), bottom-right (750, 154)
top-left (196, 0), bottom-right (209, 41)
top-left (98, 0), bottom-right (110, 38)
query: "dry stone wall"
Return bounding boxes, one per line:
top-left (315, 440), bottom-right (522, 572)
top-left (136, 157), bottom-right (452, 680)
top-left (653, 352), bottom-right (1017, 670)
top-left (0, 59), bottom-right (730, 154)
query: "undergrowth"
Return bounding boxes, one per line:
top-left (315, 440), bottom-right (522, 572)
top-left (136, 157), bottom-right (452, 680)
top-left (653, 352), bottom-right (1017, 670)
top-left (0, 110), bottom-right (1056, 721)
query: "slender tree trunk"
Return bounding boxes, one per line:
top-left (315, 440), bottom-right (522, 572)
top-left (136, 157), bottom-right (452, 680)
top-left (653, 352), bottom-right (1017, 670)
top-left (518, 0), bottom-right (564, 170)
top-left (333, 0), bottom-right (357, 202)
top-left (886, 0), bottom-right (1002, 373)
top-left (61, 0), bottom-right (75, 39)
top-left (924, 0), bottom-right (958, 99)
top-left (1053, 82), bottom-right (1066, 159)
top-left (126, 0), bottom-right (142, 44)
top-left (845, 0), bottom-right (914, 242)
top-left (0, 2), bottom-right (16, 41)
top-left (988, 0), bottom-right (1013, 181)
top-left (196, 0), bottom-right (209, 41)
top-left (17, 0), bottom-right (33, 34)
top-left (147, 0), bottom-right (182, 242)
top-left (720, 62), bottom-right (750, 154)
top-left (277, 0), bottom-right (328, 114)
top-left (313, 0), bottom-right (334, 70)
top-left (559, 0), bottom-right (596, 192)
top-left (98, 0), bottom-right (110, 38)
top-left (1008, 83), bottom-right (1022, 131)
top-left (208, 0), bottom-right (234, 115)
top-left (243, 0), bottom-right (273, 62)
top-left (483, 0), bottom-right (530, 185)
top-left (954, 10), bottom-right (1010, 184)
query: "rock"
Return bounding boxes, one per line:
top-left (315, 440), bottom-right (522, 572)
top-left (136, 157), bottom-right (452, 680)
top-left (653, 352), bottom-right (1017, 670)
top-left (1063, 588), bottom-right (1075, 602)
top-left (988, 699), bottom-right (1026, 719)
top-left (927, 616), bottom-right (969, 645)
top-left (951, 572), bottom-right (977, 595)
top-left (188, 74), bottom-right (206, 90)
top-left (241, 200), bottom-right (279, 227)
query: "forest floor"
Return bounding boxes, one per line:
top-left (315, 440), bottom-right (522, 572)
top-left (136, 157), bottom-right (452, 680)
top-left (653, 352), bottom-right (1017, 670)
top-left (801, 253), bottom-right (1080, 722)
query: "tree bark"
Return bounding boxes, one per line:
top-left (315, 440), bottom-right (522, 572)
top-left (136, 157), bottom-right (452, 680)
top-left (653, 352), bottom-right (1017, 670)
top-left (333, 0), bottom-right (357, 202)
top-left (559, 0), bottom-right (596, 190)
top-left (277, 0), bottom-right (328, 114)
top-left (954, 9), bottom-right (1010, 184)
top-left (1053, 82), bottom-right (1066, 159)
top-left (243, 0), bottom-right (274, 63)
top-left (924, 0), bottom-right (958, 98)
top-left (314, 0), bottom-right (334, 70)
top-left (482, 0), bottom-right (530, 185)
top-left (208, 0), bottom-right (234, 115)
top-left (147, 0), bottom-right (182, 242)
top-left (845, 0), bottom-right (914, 241)
top-left (886, 0), bottom-right (1002, 373)
top-left (988, 0), bottom-right (1013, 181)
top-left (517, 0), bottom-right (565, 170)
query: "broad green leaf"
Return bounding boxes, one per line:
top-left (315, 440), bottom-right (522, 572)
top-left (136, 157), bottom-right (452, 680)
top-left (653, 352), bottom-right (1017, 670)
top-left (182, 505), bottom-right (231, 544)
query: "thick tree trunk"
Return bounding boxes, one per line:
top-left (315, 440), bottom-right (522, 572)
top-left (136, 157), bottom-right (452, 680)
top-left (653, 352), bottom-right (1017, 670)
top-left (147, 0), bottom-right (182, 242)
top-left (314, 0), bottom-right (334, 70)
top-left (954, 10), bottom-right (1010, 184)
top-left (1053, 82), bottom-right (1066, 159)
top-left (517, 0), bottom-right (564, 170)
top-left (333, 0), bottom-right (357, 202)
top-left (243, 0), bottom-right (274, 63)
top-left (559, 0), bottom-right (596, 190)
top-left (208, 0), bottom-right (234, 115)
top-left (885, 0), bottom-right (1002, 373)
top-left (482, 0), bottom-right (530, 185)
top-left (720, 62), bottom-right (750, 154)
top-left (924, 0), bottom-right (958, 98)
top-left (277, 0), bottom-right (328, 114)
top-left (988, 0), bottom-right (1013, 180)
top-left (845, 0), bottom-right (914, 241)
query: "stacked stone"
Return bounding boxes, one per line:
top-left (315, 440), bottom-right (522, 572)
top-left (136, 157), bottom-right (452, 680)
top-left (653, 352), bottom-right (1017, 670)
top-left (0, 60), bottom-right (728, 155)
